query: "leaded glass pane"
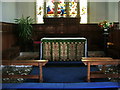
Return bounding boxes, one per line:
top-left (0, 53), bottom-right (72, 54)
top-left (57, 1), bottom-right (66, 17)
top-left (69, 1), bottom-right (77, 17)
top-left (36, 0), bottom-right (44, 23)
top-left (80, 0), bottom-right (87, 23)
top-left (46, 0), bottom-right (55, 17)
top-left (36, 0), bottom-right (88, 23)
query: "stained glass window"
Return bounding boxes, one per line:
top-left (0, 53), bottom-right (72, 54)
top-left (36, 0), bottom-right (87, 23)
top-left (57, 0), bottom-right (66, 17)
top-left (69, 1), bottom-right (77, 17)
top-left (36, 0), bottom-right (44, 23)
top-left (80, 0), bottom-right (87, 23)
top-left (46, 0), bottom-right (55, 17)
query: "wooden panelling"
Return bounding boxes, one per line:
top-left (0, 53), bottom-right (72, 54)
top-left (78, 24), bottom-right (104, 51)
top-left (2, 19), bottom-right (119, 58)
top-left (33, 22), bottom-right (104, 51)
top-left (32, 24), bottom-right (103, 51)
top-left (108, 28), bottom-right (120, 58)
top-left (0, 22), bottom-right (2, 52)
top-left (43, 17), bottom-right (80, 25)
top-left (1, 22), bottom-right (17, 51)
top-left (32, 24), bottom-right (44, 40)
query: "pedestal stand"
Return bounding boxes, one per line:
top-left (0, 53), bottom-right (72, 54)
top-left (103, 29), bottom-right (109, 56)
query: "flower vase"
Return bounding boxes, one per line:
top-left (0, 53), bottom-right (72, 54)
top-left (103, 28), bottom-right (109, 35)
top-left (104, 29), bottom-right (108, 32)
top-left (103, 28), bottom-right (109, 56)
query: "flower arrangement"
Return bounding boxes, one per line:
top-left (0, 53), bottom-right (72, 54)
top-left (98, 20), bottom-right (114, 29)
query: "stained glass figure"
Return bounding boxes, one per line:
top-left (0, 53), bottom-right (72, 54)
top-left (57, 0), bottom-right (66, 17)
top-left (36, 0), bottom-right (87, 23)
top-left (46, 0), bottom-right (55, 17)
top-left (69, 1), bottom-right (77, 17)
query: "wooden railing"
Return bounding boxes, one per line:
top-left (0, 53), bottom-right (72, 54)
top-left (82, 57), bottom-right (120, 82)
top-left (2, 60), bottom-right (48, 82)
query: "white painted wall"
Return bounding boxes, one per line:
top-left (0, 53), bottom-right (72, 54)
top-left (16, 2), bottom-right (36, 20)
top-left (0, 1), bottom-right (2, 22)
top-left (2, 2), bottom-right (16, 23)
top-left (88, 2), bottom-right (108, 23)
top-left (1, 2), bottom-right (36, 23)
top-left (119, 1), bottom-right (120, 29)
top-left (88, 2), bottom-right (119, 23)
top-left (107, 2), bottom-right (118, 22)
top-left (1, 1), bottom-right (119, 24)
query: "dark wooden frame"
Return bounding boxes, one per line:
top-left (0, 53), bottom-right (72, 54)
top-left (2, 60), bottom-right (48, 82)
top-left (82, 57), bottom-right (120, 82)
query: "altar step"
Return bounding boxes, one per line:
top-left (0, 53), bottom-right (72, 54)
top-left (15, 51), bottom-right (105, 60)
top-left (14, 52), bottom-right (39, 60)
top-left (88, 51), bottom-right (105, 57)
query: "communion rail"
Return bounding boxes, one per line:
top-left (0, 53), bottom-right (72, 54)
top-left (2, 60), bottom-right (48, 82)
top-left (82, 57), bottom-right (120, 82)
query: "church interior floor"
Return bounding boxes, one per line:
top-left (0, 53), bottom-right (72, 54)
top-left (2, 51), bottom-right (120, 83)
top-left (15, 51), bottom-right (105, 60)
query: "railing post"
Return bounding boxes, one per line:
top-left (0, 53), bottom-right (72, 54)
top-left (39, 63), bottom-right (43, 83)
top-left (87, 62), bottom-right (90, 82)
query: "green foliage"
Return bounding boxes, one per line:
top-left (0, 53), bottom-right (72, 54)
top-left (14, 16), bottom-right (34, 43)
top-left (98, 20), bottom-right (113, 29)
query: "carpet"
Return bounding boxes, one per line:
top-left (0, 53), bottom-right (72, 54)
top-left (24, 64), bottom-right (109, 83)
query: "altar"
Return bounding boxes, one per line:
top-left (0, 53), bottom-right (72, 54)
top-left (40, 38), bottom-right (87, 61)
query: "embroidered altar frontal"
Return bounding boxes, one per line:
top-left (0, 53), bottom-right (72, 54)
top-left (41, 38), bottom-right (87, 61)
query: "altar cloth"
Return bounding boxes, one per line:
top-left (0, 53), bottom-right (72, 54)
top-left (40, 38), bottom-right (87, 61)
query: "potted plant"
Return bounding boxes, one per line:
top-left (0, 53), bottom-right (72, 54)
top-left (14, 16), bottom-right (34, 51)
